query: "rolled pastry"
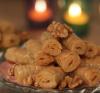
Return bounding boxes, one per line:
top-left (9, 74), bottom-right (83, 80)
top-left (34, 51), bottom-right (54, 66)
top-left (24, 39), bottom-right (41, 59)
top-left (41, 32), bottom-right (62, 56)
top-left (40, 32), bottom-right (54, 42)
top-left (34, 66), bottom-right (65, 89)
top-left (84, 56), bottom-right (100, 70)
top-left (5, 47), bottom-right (34, 64)
top-left (12, 64), bottom-right (43, 86)
top-left (62, 34), bottom-right (87, 55)
top-left (2, 33), bottom-right (20, 48)
top-left (25, 39), bottom-right (54, 66)
top-left (76, 67), bottom-right (100, 87)
top-left (85, 41), bottom-right (98, 58)
top-left (47, 21), bottom-right (73, 38)
top-left (68, 75), bottom-right (83, 89)
top-left (42, 38), bottom-right (62, 56)
top-left (56, 50), bottom-right (80, 72)
top-left (59, 75), bottom-right (82, 89)
top-left (58, 76), bottom-right (72, 90)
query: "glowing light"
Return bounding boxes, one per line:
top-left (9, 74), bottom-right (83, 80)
top-left (68, 3), bottom-right (82, 17)
top-left (35, 0), bottom-right (47, 13)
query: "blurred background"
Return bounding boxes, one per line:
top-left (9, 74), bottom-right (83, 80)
top-left (0, 0), bottom-right (100, 44)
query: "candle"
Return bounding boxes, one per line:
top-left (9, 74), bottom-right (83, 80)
top-left (64, 3), bottom-right (89, 25)
top-left (28, 0), bottom-right (52, 22)
top-left (63, 1), bottom-right (90, 37)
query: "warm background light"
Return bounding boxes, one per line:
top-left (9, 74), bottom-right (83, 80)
top-left (68, 3), bottom-right (82, 17)
top-left (35, 0), bottom-right (47, 13)
top-left (64, 2), bottom-right (89, 25)
top-left (28, 0), bottom-right (52, 22)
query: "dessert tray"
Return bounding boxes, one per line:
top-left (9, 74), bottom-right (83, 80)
top-left (0, 21), bottom-right (100, 93)
top-left (0, 77), bottom-right (100, 93)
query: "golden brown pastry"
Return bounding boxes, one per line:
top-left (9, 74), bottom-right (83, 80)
top-left (25, 39), bottom-right (54, 65)
top-left (19, 31), bottom-right (34, 42)
top-left (85, 41), bottom-right (99, 58)
top-left (68, 75), bottom-right (83, 89)
top-left (24, 39), bottom-right (41, 59)
top-left (83, 56), bottom-right (100, 70)
top-left (34, 51), bottom-right (54, 66)
top-left (59, 76), bottom-right (71, 90)
top-left (2, 33), bottom-right (20, 48)
top-left (5, 47), bottom-right (34, 64)
top-left (41, 31), bottom-right (62, 56)
top-left (76, 67), bottom-right (100, 87)
top-left (34, 66), bottom-right (65, 89)
top-left (59, 75), bottom-right (82, 89)
top-left (40, 32), bottom-right (54, 42)
top-left (11, 64), bottom-right (43, 86)
top-left (56, 50), bottom-right (80, 72)
top-left (62, 34), bottom-right (87, 55)
top-left (42, 38), bottom-right (62, 56)
top-left (47, 21), bottom-right (73, 38)
top-left (13, 64), bottom-right (33, 86)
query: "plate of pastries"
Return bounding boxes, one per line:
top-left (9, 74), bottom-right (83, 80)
top-left (0, 21), bottom-right (100, 93)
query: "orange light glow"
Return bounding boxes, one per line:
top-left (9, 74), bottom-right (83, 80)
top-left (35, 0), bottom-right (47, 13)
top-left (28, 0), bottom-right (52, 22)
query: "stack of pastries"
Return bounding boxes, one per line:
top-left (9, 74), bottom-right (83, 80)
top-left (3, 21), bottom-right (100, 90)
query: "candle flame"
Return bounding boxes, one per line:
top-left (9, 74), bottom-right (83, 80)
top-left (68, 3), bottom-right (82, 17)
top-left (35, 0), bottom-right (47, 13)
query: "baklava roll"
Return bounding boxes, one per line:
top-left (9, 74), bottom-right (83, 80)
top-left (56, 50), bottom-right (80, 72)
top-left (59, 76), bottom-right (72, 90)
top-left (34, 66), bottom-right (65, 89)
top-left (84, 56), bottom-right (100, 70)
top-left (41, 31), bottom-right (62, 56)
top-left (76, 67), bottom-right (100, 87)
top-left (24, 39), bottom-right (41, 59)
top-left (12, 64), bottom-right (43, 86)
top-left (47, 21), bottom-right (73, 38)
top-left (85, 41), bottom-right (98, 58)
top-left (62, 34), bottom-right (87, 55)
top-left (25, 39), bottom-right (54, 66)
top-left (34, 51), bottom-right (54, 66)
top-left (40, 32), bottom-right (54, 42)
top-left (13, 64), bottom-right (33, 86)
top-left (2, 33), bottom-right (20, 48)
top-left (5, 47), bottom-right (34, 64)
top-left (42, 38), bottom-right (62, 56)
top-left (59, 75), bottom-right (82, 89)
top-left (68, 75), bottom-right (83, 89)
